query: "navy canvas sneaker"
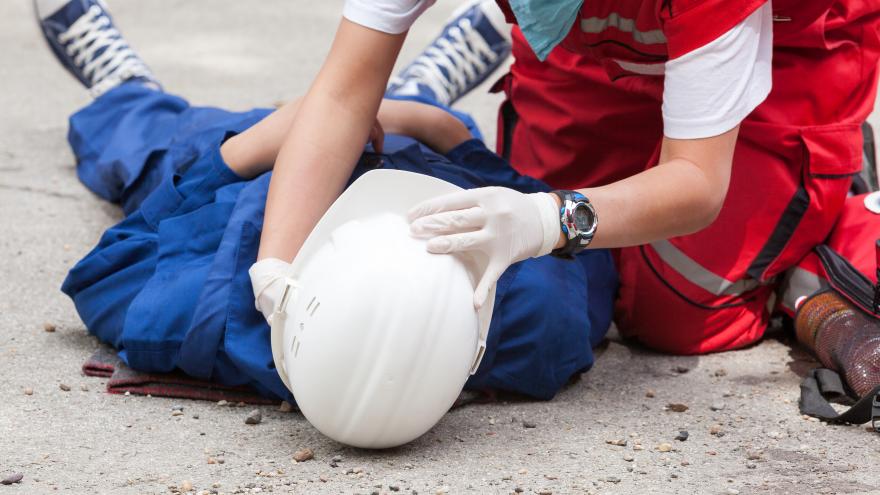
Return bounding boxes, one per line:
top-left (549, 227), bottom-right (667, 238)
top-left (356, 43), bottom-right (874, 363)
top-left (35, 0), bottom-right (159, 97)
top-left (386, 0), bottom-right (512, 107)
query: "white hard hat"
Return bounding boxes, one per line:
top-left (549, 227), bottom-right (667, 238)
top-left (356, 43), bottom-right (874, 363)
top-left (269, 169), bottom-right (495, 449)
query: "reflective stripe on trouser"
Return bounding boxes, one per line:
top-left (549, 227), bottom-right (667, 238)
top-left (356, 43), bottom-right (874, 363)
top-left (613, 195), bottom-right (880, 355)
top-left (650, 240), bottom-right (760, 297)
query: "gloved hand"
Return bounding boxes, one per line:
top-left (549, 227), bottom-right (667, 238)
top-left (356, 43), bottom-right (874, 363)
top-left (408, 187), bottom-right (561, 308)
top-left (249, 258), bottom-right (295, 324)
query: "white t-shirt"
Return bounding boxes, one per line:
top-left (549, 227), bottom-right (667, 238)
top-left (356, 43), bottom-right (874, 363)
top-left (662, 2), bottom-right (773, 139)
top-left (343, 0), bottom-right (436, 34)
top-left (342, 0), bottom-right (772, 140)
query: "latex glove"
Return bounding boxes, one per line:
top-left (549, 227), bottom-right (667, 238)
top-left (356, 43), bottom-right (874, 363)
top-left (249, 258), bottom-right (295, 324)
top-left (408, 187), bottom-right (560, 308)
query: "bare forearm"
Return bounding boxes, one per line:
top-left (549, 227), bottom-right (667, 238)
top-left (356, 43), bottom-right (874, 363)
top-left (577, 158), bottom-right (724, 248)
top-left (257, 19), bottom-right (405, 262)
top-left (220, 98), bottom-right (303, 178)
top-left (555, 128), bottom-right (738, 250)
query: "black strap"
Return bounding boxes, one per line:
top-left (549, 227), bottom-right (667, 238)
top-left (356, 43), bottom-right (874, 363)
top-left (799, 367), bottom-right (880, 429)
top-left (815, 245), bottom-right (879, 318)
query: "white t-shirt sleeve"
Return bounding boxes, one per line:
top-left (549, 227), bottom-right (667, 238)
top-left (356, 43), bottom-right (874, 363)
top-left (661, 2), bottom-right (773, 139)
top-left (343, 0), bottom-right (437, 34)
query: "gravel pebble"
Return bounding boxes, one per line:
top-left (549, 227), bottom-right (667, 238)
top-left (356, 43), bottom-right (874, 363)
top-left (522, 420), bottom-right (537, 429)
top-left (709, 424), bottom-right (723, 435)
top-left (43, 322), bottom-right (56, 333)
top-left (1, 474), bottom-right (23, 485)
top-left (657, 443), bottom-right (673, 452)
top-left (279, 401), bottom-right (294, 413)
top-left (293, 448), bottom-right (314, 462)
top-left (746, 462), bottom-right (757, 469)
top-left (675, 430), bottom-right (689, 442)
top-left (645, 389), bottom-right (656, 398)
top-left (605, 476), bottom-right (621, 483)
top-left (726, 489), bottom-right (740, 495)
top-left (623, 454), bottom-right (634, 462)
top-left (606, 438), bottom-right (628, 447)
top-left (59, 383), bottom-right (71, 392)
top-left (666, 403), bottom-right (688, 413)
top-left (171, 410), bottom-right (184, 417)
top-left (23, 388), bottom-right (33, 396)
top-left (180, 480), bottom-right (193, 492)
top-left (80, 384), bottom-right (89, 392)
top-left (673, 366), bottom-right (690, 374)
top-left (245, 410), bottom-right (262, 425)
top-left (710, 402), bottom-right (726, 411)
top-left (746, 451), bottom-right (763, 460)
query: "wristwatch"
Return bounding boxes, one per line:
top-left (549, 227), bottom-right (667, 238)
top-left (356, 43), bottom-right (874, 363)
top-left (550, 190), bottom-right (598, 258)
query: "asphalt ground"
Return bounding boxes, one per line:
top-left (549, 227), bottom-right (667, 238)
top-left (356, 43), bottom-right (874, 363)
top-left (2, 1), bottom-right (880, 494)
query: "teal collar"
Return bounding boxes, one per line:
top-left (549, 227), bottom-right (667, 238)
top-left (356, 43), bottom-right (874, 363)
top-left (508, 0), bottom-right (584, 61)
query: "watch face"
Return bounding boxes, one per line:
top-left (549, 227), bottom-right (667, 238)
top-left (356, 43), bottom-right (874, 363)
top-left (573, 204), bottom-right (594, 232)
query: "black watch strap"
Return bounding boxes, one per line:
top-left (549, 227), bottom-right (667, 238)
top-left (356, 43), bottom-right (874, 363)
top-left (550, 190), bottom-right (597, 259)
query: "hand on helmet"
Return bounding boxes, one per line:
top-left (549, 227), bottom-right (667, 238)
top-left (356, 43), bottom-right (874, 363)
top-left (249, 258), bottom-right (295, 324)
top-left (408, 187), bottom-right (561, 308)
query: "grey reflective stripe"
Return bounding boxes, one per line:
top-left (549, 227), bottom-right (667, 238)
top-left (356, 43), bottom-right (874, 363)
top-left (580, 14), bottom-right (667, 44)
top-left (780, 267), bottom-right (829, 311)
top-left (650, 240), bottom-right (761, 296)
top-left (615, 59), bottom-right (665, 75)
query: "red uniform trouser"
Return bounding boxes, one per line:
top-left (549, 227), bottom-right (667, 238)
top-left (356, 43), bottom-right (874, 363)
top-left (497, 4), bottom-right (880, 354)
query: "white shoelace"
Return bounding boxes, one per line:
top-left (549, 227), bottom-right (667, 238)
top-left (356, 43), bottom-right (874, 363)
top-left (57, 5), bottom-right (153, 96)
top-left (394, 18), bottom-right (499, 105)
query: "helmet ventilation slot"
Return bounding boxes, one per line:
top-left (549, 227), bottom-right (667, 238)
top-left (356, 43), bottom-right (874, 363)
top-left (290, 334), bottom-right (301, 358)
top-left (306, 296), bottom-right (320, 316)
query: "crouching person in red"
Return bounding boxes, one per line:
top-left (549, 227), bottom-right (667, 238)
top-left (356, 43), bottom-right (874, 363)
top-left (393, 0), bottom-right (880, 357)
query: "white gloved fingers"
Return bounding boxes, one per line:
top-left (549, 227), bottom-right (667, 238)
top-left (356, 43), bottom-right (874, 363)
top-left (426, 230), bottom-right (491, 254)
top-left (474, 260), bottom-right (507, 309)
top-left (407, 189), bottom-right (484, 221)
top-left (410, 207), bottom-right (487, 237)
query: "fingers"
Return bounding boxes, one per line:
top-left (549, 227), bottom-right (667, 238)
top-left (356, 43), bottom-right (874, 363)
top-left (425, 231), bottom-right (491, 254)
top-left (407, 189), bottom-right (484, 221)
top-left (410, 207), bottom-right (486, 237)
top-left (369, 120), bottom-right (385, 154)
top-left (474, 261), bottom-right (506, 309)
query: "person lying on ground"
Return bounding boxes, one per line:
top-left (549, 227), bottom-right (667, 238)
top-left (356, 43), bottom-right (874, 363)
top-left (36, 0), bottom-right (618, 403)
